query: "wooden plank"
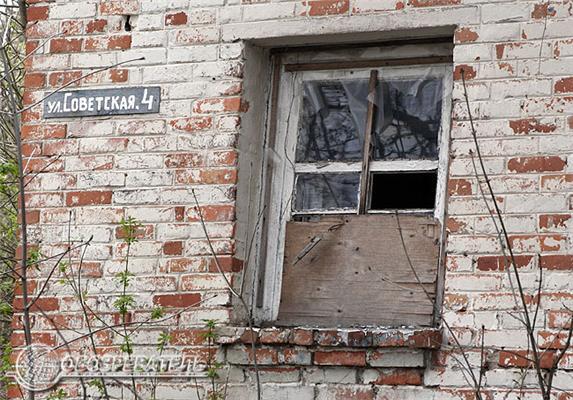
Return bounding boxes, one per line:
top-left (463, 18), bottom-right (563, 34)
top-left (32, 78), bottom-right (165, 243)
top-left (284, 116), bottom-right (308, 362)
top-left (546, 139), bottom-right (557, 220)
top-left (255, 55), bottom-right (282, 308)
top-left (358, 70), bottom-right (378, 214)
top-left (270, 36), bottom-right (453, 55)
top-left (276, 214), bottom-right (439, 327)
top-left (284, 56), bottom-right (453, 72)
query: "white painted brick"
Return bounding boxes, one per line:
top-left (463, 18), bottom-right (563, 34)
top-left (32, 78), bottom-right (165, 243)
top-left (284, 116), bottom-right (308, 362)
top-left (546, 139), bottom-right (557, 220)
top-left (115, 154), bottom-right (164, 169)
top-left (132, 31), bottom-right (168, 48)
top-left (141, 64), bottom-right (195, 83)
top-left (167, 45), bottom-right (219, 63)
top-left (76, 172), bottom-right (126, 188)
top-left (50, 3), bottom-right (97, 19)
top-left (481, 3), bottom-right (530, 24)
top-left (242, 3), bottom-right (295, 22)
top-left (505, 194), bottom-right (567, 213)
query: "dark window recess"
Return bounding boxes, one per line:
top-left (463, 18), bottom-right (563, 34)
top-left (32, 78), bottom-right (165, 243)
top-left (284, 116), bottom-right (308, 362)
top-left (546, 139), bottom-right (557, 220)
top-left (369, 171), bottom-right (437, 210)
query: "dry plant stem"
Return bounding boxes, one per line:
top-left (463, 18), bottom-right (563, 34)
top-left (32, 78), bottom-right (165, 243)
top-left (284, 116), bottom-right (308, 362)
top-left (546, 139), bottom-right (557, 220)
top-left (191, 188), bottom-right (261, 400)
top-left (546, 314), bottom-right (573, 394)
top-left (394, 211), bottom-right (483, 399)
top-left (0, 33), bottom-right (34, 400)
top-left (460, 69), bottom-right (548, 398)
top-left (51, 294), bottom-right (216, 351)
top-left (71, 221), bottom-right (111, 400)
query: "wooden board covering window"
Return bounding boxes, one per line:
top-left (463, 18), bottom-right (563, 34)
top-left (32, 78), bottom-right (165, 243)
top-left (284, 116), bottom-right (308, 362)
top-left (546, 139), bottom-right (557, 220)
top-left (276, 214), bottom-right (439, 327)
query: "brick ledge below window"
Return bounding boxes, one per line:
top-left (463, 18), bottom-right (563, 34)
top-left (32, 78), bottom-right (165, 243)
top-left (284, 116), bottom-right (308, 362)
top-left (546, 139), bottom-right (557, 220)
top-left (217, 326), bottom-right (441, 348)
top-left (216, 327), bottom-right (442, 368)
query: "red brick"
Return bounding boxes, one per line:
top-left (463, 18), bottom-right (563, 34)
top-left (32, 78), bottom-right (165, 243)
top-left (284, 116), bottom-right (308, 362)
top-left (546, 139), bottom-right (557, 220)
top-left (555, 77), bottom-right (573, 93)
top-left (175, 169), bottom-right (237, 185)
top-left (319, 386), bottom-right (374, 400)
top-left (170, 329), bottom-right (207, 345)
top-left (411, 0), bottom-right (459, 6)
top-left (61, 20), bottom-right (83, 36)
top-left (188, 205), bottom-right (235, 222)
top-left (115, 224), bottom-right (154, 240)
top-left (175, 206), bottom-right (185, 221)
top-left (548, 310), bottom-right (572, 329)
top-left (66, 191), bottom-right (112, 207)
top-left (315, 330), bottom-right (345, 346)
top-left (371, 369), bottom-right (424, 385)
top-left (50, 38), bottom-right (83, 53)
top-left (314, 350), bottom-right (366, 366)
top-left (166, 11), bottom-right (188, 26)
top-left (169, 117), bottom-right (213, 132)
top-left (290, 329), bottom-right (314, 345)
top-left (508, 156), bottom-right (566, 173)
top-left (27, 6), bottom-right (49, 21)
top-left (448, 178), bottom-right (472, 196)
top-left (87, 19), bottom-right (108, 33)
top-left (24, 72), bottom-right (46, 89)
top-left (498, 350), bottom-right (555, 368)
top-left (407, 330), bottom-right (442, 349)
top-left (532, 3), bottom-right (556, 19)
top-left (163, 241), bottom-right (183, 256)
top-left (303, 0), bottom-right (349, 16)
top-left (72, 262), bottom-right (102, 278)
top-left (21, 124), bottom-right (67, 140)
top-left (26, 41), bottom-right (39, 56)
top-left (539, 214), bottom-right (571, 230)
top-left (108, 35), bottom-right (132, 50)
top-left (100, 0), bottom-right (139, 15)
top-left (48, 71), bottom-right (82, 87)
top-left (192, 97), bottom-right (248, 113)
top-left (165, 153), bottom-right (204, 168)
top-left (453, 65), bottom-right (476, 81)
top-left (454, 27), bottom-right (479, 43)
top-left (540, 255), bottom-right (573, 270)
top-left (568, 116), bottom-right (573, 130)
top-left (153, 293), bottom-right (202, 308)
top-left (110, 69), bottom-right (128, 83)
top-left (509, 118), bottom-right (557, 134)
top-left (11, 332), bottom-right (56, 347)
top-left (259, 328), bottom-right (290, 345)
top-left (476, 255), bottom-right (533, 271)
top-left (13, 297), bottom-right (59, 312)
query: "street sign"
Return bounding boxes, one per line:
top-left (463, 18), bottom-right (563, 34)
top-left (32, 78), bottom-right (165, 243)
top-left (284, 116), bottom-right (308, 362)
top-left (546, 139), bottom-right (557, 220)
top-left (43, 87), bottom-right (161, 119)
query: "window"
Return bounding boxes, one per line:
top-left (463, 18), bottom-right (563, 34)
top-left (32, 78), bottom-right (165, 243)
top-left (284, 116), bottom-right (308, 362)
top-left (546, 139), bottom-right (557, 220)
top-left (255, 44), bottom-right (453, 327)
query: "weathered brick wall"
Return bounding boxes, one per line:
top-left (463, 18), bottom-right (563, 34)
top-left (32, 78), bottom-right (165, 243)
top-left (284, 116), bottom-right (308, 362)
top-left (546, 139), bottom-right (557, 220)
top-left (14, 0), bottom-right (573, 399)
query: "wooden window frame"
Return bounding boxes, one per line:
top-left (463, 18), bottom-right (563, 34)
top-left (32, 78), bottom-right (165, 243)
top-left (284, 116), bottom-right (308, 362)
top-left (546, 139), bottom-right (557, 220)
top-left (254, 51), bottom-right (453, 324)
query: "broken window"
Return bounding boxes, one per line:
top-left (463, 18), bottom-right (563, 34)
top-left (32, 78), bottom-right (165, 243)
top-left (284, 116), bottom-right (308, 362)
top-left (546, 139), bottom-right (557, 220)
top-left (257, 44), bottom-right (453, 327)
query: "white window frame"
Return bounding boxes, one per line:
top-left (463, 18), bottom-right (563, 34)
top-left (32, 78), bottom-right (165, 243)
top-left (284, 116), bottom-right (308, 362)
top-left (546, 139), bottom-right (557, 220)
top-left (255, 59), bottom-right (453, 323)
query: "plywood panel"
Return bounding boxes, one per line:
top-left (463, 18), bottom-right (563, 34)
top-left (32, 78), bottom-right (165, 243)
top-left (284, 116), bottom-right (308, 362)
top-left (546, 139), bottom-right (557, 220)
top-left (276, 214), bottom-right (439, 327)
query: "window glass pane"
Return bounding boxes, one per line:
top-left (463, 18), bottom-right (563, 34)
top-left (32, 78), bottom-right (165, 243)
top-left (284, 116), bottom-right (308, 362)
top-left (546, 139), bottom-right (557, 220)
top-left (294, 173), bottom-right (360, 212)
top-left (373, 78), bottom-right (443, 160)
top-left (369, 171), bottom-right (437, 210)
top-left (296, 80), bottom-right (369, 163)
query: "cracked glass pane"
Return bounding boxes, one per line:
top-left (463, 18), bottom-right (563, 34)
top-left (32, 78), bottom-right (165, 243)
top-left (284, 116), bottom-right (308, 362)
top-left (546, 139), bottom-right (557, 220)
top-left (294, 173), bottom-right (360, 212)
top-left (373, 78), bottom-right (442, 160)
top-left (296, 80), bottom-right (369, 163)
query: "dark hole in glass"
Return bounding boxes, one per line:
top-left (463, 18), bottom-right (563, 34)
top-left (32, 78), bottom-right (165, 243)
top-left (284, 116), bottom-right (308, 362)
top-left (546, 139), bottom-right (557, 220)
top-left (369, 171), bottom-right (437, 210)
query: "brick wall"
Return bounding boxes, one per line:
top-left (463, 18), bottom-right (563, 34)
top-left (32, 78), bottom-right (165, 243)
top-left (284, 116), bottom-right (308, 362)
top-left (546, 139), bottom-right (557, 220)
top-left (15, 0), bottom-right (573, 399)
